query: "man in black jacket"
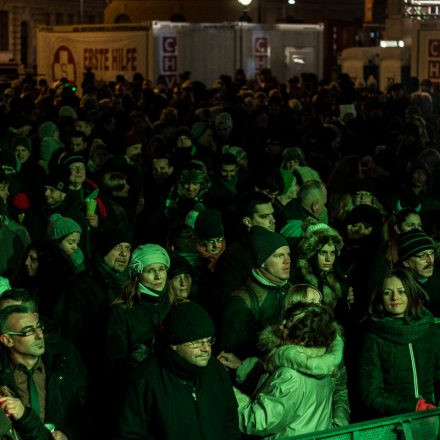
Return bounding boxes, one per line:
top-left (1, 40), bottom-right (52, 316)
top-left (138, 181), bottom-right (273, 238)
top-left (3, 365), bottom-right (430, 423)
top-left (0, 305), bottom-right (88, 440)
top-left (114, 302), bottom-right (240, 440)
top-left (219, 225), bottom-right (291, 359)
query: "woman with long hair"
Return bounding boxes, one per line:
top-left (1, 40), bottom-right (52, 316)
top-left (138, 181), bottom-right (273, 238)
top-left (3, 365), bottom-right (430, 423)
top-left (294, 225), bottom-right (353, 313)
top-left (107, 244), bottom-right (171, 375)
top-left (359, 268), bottom-right (440, 419)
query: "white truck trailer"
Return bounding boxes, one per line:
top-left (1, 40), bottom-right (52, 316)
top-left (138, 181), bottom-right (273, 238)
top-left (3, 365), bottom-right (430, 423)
top-left (36, 21), bottom-right (324, 87)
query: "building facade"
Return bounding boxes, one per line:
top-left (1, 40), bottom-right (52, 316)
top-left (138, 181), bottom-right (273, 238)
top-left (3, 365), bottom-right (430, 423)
top-left (0, 0), bottom-right (105, 71)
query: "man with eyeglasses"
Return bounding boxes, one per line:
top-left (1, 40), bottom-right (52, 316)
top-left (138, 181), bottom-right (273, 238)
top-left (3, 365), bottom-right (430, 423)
top-left (398, 229), bottom-right (440, 315)
top-left (115, 302), bottom-right (240, 440)
top-left (0, 304), bottom-right (88, 440)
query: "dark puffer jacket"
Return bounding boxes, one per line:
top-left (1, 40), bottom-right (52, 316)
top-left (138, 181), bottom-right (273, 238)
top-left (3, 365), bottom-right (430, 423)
top-left (359, 308), bottom-right (440, 418)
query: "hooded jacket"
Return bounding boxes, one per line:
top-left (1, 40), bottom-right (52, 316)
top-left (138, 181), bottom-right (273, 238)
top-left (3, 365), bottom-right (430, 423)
top-left (294, 228), bottom-right (345, 309)
top-left (234, 325), bottom-right (349, 439)
top-left (359, 308), bottom-right (440, 417)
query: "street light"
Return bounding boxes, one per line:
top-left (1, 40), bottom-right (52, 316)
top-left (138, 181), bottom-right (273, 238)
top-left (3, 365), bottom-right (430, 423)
top-left (237, 0), bottom-right (253, 22)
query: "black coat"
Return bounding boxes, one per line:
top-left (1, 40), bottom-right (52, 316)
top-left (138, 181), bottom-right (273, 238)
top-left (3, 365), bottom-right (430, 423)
top-left (57, 258), bottom-right (128, 373)
top-left (114, 349), bottom-right (240, 440)
top-left (0, 334), bottom-right (88, 440)
top-left (359, 310), bottom-right (440, 418)
top-left (219, 274), bottom-right (290, 358)
top-left (107, 293), bottom-right (171, 383)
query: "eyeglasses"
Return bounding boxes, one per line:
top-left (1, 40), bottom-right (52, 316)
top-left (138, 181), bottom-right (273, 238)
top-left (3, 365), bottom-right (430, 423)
top-left (202, 237), bottom-right (224, 246)
top-left (69, 165), bottom-right (85, 173)
top-left (4, 322), bottom-right (44, 337)
top-left (414, 250), bottom-right (435, 261)
top-left (354, 191), bottom-right (372, 199)
top-left (185, 337), bottom-right (216, 349)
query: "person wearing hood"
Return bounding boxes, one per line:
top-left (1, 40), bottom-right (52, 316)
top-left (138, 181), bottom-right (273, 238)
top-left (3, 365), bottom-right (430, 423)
top-left (233, 302), bottom-right (348, 438)
top-left (107, 243), bottom-right (171, 382)
top-left (294, 224), bottom-right (354, 319)
top-left (359, 268), bottom-right (440, 420)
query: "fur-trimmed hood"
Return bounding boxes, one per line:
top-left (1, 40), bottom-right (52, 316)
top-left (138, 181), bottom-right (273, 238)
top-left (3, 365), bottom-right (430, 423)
top-left (298, 227), bottom-right (343, 260)
top-left (257, 325), bottom-right (344, 377)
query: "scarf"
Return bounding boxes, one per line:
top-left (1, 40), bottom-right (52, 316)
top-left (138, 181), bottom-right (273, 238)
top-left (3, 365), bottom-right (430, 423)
top-left (196, 241), bottom-right (226, 272)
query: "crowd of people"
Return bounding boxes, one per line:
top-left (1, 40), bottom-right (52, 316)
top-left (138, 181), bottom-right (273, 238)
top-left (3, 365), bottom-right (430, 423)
top-left (0, 67), bottom-right (440, 439)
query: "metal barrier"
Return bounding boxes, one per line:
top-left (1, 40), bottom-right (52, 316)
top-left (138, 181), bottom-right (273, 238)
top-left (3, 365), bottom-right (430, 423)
top-left (285, 409), bottom-right (440, 440)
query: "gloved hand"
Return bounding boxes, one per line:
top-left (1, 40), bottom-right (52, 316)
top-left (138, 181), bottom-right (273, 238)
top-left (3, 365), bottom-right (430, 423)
top-left (416, 398), bottom-right (436, 412)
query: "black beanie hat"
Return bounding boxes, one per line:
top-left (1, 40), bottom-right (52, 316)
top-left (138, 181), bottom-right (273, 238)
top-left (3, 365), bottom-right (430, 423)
top-left (398, 229), bottom-right (434, 262)
top-left (345, 204), bottom-right (382, 228)
top-left (95, 228), bottom-right (131, 257)
top-left (60, 152), bottom-right (86, 168)
top-left (45, 166), bottom-right (70, 193)
top-left (164, 302), bottom-right (214, 344)
top-left (249, 225), bottom-right (289, 267)
top-left (195, 209), bottom-right (224, 240)
top-left (12, 136), bottom-right (32, 153)
top-left (168, 254), bottom-right (193, 280)
top-left (351, 178), bottom-right (375, 195)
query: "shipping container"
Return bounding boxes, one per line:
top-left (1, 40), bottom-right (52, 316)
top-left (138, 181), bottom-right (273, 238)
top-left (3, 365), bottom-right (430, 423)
top-left (36, 21), bottom-right (324, 87)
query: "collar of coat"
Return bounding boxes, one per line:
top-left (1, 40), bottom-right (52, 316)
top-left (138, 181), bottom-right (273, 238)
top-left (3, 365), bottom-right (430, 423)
top-left (251, 268), bottom-right (288, 288)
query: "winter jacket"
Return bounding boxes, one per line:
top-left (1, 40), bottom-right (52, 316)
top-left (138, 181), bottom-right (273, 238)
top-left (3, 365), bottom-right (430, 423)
top-left (235, 326), bottom-right (348, 439)
top-left (0, 334), bottom-right (88, 440)
top-left (294, 227), bottom-right (346, 309)
top-left (58, 257), bottom-right (128, 371)
top-left (359, 309), bottom-right (440, 418)
top-left (219, 272), bottom-right (291, 358)
top-left (107, 291), bottom-right (171, 382)
top-left (113, 348), bottom-right (241, 440)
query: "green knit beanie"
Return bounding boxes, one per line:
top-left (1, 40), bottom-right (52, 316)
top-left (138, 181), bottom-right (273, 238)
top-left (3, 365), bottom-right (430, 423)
top-left (47, 213), bottom-right (81, 240)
